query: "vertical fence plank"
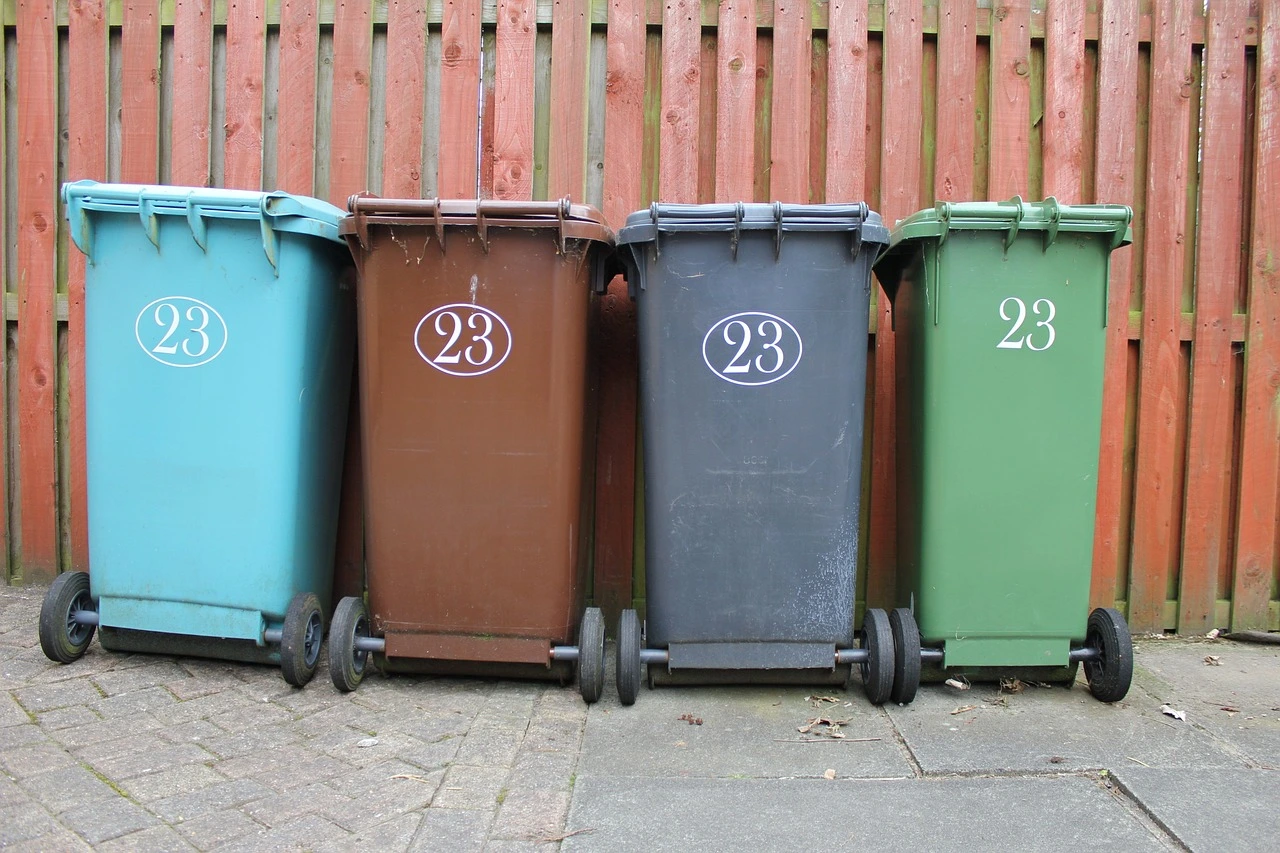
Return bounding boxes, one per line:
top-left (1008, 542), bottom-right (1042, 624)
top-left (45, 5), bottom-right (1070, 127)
top-left (440, 0), bottom-right (482, 197)
top-left (16, 0), bottom-right (59, 583)
top-left (225, 0), bottom-right (266, 189)
top-left (769, 0), bottom-right (811, 201)
top-left (869, 0), bottom-right (922, 610)
top-left (0, 0), bottom-right (7, 577)
top-left (1235, 0), bottom-right (1280, 630)
top-left (988, 0), bottom-right (1030, 199)
top-left (660, 0), bottom-right (701, 201)
top-left (716, 0), bottom-right (756, 201)
top-left (1043, 0), bottom-right (1085, 201)
top-left (825, 0), bottom-right (865, 202)
top-left (1091, 0), bottom-right (1140, 613)
top-left (548, 0), bottom-right (591, 199)
top-left (171, 0), bottom-right (212, 186)
top-left (277, 0), bottom-right (319, 195)
top-left (593, 0), bottom-right (644, 622)
top-left (1180, 0), bottom-right (1247, 633)
top-left (1131, 0), bottom-right (1194, 632)
top-left (67, 0), bottom-right (109, 575)
top-left (493, 0), bottom-right (537, 200)
top-left (383, 0), bottom-right (428, 197)
top-left (328, 0), bottom-right (372, 202)
top-left (121, 0), bottom-right (161, 182)
top-left (934, 0), bottom-right (974, 200)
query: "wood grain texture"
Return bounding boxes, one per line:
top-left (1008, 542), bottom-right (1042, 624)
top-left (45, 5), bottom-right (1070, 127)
top-left (988, 0), bottom-right (1030, 199)
top-left (1179, 0), bottom-right (1247, 633)
top-left (277, 0), bottom-right (319, 195)
top-left (769, 0), bottom-right (811, 201)
top-left (1043, 0), bottom-right (1085, 201)
top-left (383, 0), bottom-right (428, 197)
top-left (548, 0), bottom-right (591, 199)
top-left (439, 0), bottom-right (482, 197)
top-left (1130, 0), bottom-right (1194, 632)
top-left (121, 0), bottom-right (161, 183)
top-left (870, 0), bottom-right (922, 610)
top-left (224, 0), bottom-right (266, 189)
top-left (659, 0), bottom-right (701, 201)
top-left (328, 0), bottom-right (372, 202)
top-left (715, 0), bottom-right (756, 201)
top-left (1, 0), bottom-right (9, 576)
top-left (171, 0), bottom-right (212, 186)
top-left (492, 0), bottom-right (536, 199)
top-left (825, 0), bottom-right (867, 202)
top-left (1233, 0), bottom-right (1280, 630)
top-left (934, 0), bottom-right (974, 201)
top-left (698, 34), bottom-right (718, 202)
top-left (16, 0), bottom-right (59, 582)
top-left (67, 0), bottom-right (109, 575)
top-left (1091, 0), bottom-right (1140, 613)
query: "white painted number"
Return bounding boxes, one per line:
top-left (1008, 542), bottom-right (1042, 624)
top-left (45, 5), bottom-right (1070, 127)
top-left (702, 312), bottom-right (804, 387)
top-left (997, 296), bottom-right (1057, 351)
top-left (136, 297), bottom-right (228, 368)
top-left (416, 303), bottom-right (513, 377)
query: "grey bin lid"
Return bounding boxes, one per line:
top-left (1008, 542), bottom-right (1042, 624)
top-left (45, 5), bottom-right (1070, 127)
top-left (617, 202), bottom-right (890, 251)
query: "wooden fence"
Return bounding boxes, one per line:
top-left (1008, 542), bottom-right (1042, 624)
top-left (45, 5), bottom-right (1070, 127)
top-left (1, 0), bottom-right (1277, 635)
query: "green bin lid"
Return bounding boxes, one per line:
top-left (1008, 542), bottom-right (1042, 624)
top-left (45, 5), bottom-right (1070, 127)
top-left (874, 197), bottom-right (1133, 292)
top-left (62, 180), bottom-right (347, 269)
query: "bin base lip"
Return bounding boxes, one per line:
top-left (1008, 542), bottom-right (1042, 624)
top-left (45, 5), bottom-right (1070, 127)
top-left (98, 596), bottom-right (269, 644)
top-left (97, 626), bottom-right (281, 666)
top-left (662, 640), bottom-right (847, 672)
top-left (373, 655), bottom-right (574, 684)
top-left (381, 629), bottom-right (567, 666)
top-left (918, 662), bottom-right (1080, 685)
top-left (647, 666), bottom-right (850, 688)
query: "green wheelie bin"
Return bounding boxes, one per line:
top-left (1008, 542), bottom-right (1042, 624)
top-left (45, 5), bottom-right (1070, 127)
top-left (871, 198), bottom-right (1134, 704)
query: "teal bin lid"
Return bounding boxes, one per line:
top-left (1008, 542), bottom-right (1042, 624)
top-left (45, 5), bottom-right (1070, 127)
top-left (874, 196), bottom-right (1133, 297)
top-left (62, 180), bottom-right (347, 272)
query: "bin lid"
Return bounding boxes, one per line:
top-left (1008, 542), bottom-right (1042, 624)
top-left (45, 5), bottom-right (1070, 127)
top-left (616, 202), bottom-right (890, 251)
top-left (873, 197), bottom-right (1133, 295)
top-left (62, 181), bottom-right (347, 267)
top-left (340, 196), bottom-right (614, 253)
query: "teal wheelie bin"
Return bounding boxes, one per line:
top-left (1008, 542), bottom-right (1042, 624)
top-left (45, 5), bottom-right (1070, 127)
top-left (872, 198), bottom-right (1135, 704)
top-left (39, 182), bottom-right (355, 686)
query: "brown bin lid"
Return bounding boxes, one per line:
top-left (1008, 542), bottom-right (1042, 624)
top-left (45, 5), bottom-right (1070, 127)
top-left (341, 196), bottom-right (614, 253)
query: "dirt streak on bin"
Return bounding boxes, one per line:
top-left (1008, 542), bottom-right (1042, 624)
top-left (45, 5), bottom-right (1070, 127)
top-left (342, 198), bottom-right (613, 674)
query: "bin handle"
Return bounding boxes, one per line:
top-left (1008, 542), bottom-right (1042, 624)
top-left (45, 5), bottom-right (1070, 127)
top-left (186, 200), bottom-right (209, 251)
top-left (729, 202), bottom-right (745, 259)
top-left (138, 196), bottom-right (161, 249)
top-left (1003, 195), bottom-right (1024, 253)
top-left (475, 198), bottom-right (572, 254)
top-left (1042, 196), bottom-right (1061, 250)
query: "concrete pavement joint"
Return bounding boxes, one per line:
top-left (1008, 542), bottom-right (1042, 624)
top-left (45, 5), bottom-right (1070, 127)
top-left (1106, 773), bottom-right (1195, 852)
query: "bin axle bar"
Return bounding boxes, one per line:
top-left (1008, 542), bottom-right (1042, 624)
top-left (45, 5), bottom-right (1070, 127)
top-left (920, 648), bottom-right (945, 663)
top-left (72, 610), bottom-right (99, 626)
top-left (1069, 646), bottom-right (1101, 663)
top-left (640, 649), bottom-right (669, 665)
top-left (550, 646), bottom-right (579, 662)
top-left (354, 636), bottom-right (386, 654)
top-left (835, 648), bottom-right (869, 665)
top-left (263, 628), bottom-right (283, 644)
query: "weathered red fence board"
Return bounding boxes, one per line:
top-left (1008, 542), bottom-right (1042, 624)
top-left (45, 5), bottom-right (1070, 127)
top-left (1090, 0), bottom-right (1140, 614)
top-left (1130, 0), bottom-right (1194, 633)
top-left (1181, 0), bottom-right (1248, 634)
top-left (825, 0), bottom-right (864, 202)
top-left (770, 0), bottom-right (810, 202)
top-left (16, 0), bottom-right (59, 583)
top-left (277, 0), bottom-right (318, 195)
top-left (382, 0), bottom-right (427, 197)
top-left (439, 0), bottom-right (482, 197)
top-left (493, 0), bottom-right (536, 200)
top-left (171, 0), bottom-right (211, 186)
top-left (0, 0), bottom-right (8, 578)
top-left (715, 0), bottom-right (755, 201)
top-left (548, 0), bottom-right (591, 199)
top-left (660, 0), bottom-right (700, 202)
top-left (120, 0), bottom-right (160, 183)
top-left (988, 0), bottom-right (1029, 200)
top-left (1234, 0), bottom-right (1280, 631)
top-left (66, 0), bottom-right (108, 575)
top-left (934, 0), bottom-right (974, 201)
top-left (224, 0), bottom-right (266, 189)
top-left (1042, 0), bottom-right (1084, 201)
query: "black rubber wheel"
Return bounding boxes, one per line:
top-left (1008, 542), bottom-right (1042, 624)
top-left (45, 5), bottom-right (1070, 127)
top-left (39, 572), bottom-right (96, 664)
top-left (328, 596), bottom-right (370, 693)
top-left (1084, 607), bottom-right (1133, 703)
top-left (889, 607), bottom-right (921, 705)
top-left (616, 609), bottom-right (642, 706)
top-left (859, 608), bottom-right (895, 705)
top-left (578, 607), bottom-right (605, 704)
top-left (280, 592), bottom-right (323, 687)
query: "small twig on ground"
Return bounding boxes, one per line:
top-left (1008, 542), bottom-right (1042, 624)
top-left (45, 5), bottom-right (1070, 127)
top-left (391, 774), bottom-right (436, 784)
top-left (1126, 756), bottom-right (1151, 767)
top-left (773, 737), bottom-right (882, 743)
top-left (539, 828), bottom-right (595, 843)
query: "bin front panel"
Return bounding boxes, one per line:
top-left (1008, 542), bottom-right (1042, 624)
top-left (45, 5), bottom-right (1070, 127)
top-left (82, 210), bottom-right (354, 640)
top-left (355, 225), bottom-right (596, 647)
top-left (893, 230), bottom-right (1111, 654)
top-left (634, 229), bottom-right (876, 655)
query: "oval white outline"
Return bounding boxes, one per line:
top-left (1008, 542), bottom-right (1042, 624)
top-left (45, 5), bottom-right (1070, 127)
top-left (414, 303), bottom-right (514, 377)
top-left (701, 310), bottom-right (804, 387)
top-left (134, 296), bottom-right (229, 368)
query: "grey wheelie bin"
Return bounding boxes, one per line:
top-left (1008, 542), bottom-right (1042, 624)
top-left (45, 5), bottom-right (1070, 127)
top-left (613, 203), bottom-right (894, 705)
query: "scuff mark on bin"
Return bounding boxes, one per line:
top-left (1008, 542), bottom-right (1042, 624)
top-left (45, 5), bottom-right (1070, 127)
top-left (470, 274), bottom-right (479, 303)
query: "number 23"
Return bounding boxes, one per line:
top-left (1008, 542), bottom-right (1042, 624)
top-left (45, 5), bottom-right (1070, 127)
top-left (997, 296), bottom-right (1056, 351)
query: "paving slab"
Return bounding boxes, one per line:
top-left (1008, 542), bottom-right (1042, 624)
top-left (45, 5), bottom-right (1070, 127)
top-left (886, 677), bottom-right (1245, 774)
top-left (581, 682), bottom-right (912, 779)
top-left (563, 775), bottom-right (1169, 852)
top-left (1112, 767), bottom-right (1280, 853)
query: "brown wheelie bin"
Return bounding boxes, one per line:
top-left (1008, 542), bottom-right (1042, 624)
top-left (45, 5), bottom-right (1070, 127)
top-left (331, 198), bottom-right (614, 702)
